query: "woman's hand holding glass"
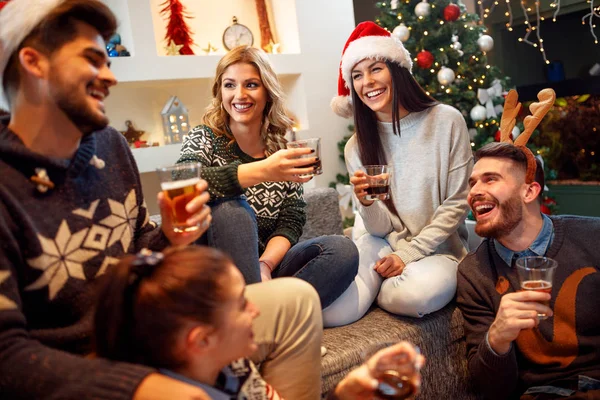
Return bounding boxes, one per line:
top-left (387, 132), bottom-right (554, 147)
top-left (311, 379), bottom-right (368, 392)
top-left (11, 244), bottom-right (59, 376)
top-left (333, 341), bottom-right (424, 400)
top-left (261, 148), bottom-right (319, 183)
top-left (350, 170), bottom-right (374, 207)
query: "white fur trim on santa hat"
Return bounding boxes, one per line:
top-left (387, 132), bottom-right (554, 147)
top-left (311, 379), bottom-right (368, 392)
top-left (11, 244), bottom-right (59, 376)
top-left (0, 0), bottom-right (67, 111)
top-left (330, 95), bottom-right (353, 119)
top-left (340, 35), bottom-right (412, 91)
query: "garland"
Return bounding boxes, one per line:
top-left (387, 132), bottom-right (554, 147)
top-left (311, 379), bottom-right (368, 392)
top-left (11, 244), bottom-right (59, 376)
top-left (160, 0), bottom-right (195, 55)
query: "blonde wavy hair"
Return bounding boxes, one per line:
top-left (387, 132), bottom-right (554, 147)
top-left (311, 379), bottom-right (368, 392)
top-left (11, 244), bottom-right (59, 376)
top-left (202, 46), bottom-right (294, 156)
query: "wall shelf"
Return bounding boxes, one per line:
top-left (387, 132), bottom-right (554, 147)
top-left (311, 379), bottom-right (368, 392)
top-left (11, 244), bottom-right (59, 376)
top-left (102, 0), bottom-right (356, 190)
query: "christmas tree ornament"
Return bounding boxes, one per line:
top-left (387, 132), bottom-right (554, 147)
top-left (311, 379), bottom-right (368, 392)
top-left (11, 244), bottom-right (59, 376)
top-left (414, 0), bottom-right (431, 18)
top-left (416, 50), bottom-right (434, 69)
top-left (391, 0), bottom-right (399, 10)
top-left (392, 23), bottom-right (410, 42)
top-left (511, 126), bottom-right (521, 140)
top-left (477, 80), bottom-right (503, 118)
top-left (451, 34), bottom-right (464, 56)
top-left (437, 67), bottom-right (455, 85)
top-left (477, 34), bottom-right (494, 52)
top-left (443, 4), bottom-right (461, 21)
top-left (160, 0), bottom-right (195, 55)
top-left (468, 128), bottom-right (478, 140)
top-left (470, 105), bottom-right (487, 121)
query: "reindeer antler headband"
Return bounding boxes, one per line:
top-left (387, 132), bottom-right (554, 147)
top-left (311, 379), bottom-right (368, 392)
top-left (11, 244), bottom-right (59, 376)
top-left (500, 88), bottom-right (556, 183)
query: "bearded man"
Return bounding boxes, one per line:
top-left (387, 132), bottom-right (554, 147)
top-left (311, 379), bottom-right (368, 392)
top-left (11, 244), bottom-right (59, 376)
top-left (457, 142), bottom-right (600, 400)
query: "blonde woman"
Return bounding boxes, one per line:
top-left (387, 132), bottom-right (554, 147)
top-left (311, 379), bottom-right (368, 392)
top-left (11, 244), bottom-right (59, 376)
top-left (177, 46), bottom-right (358, 312)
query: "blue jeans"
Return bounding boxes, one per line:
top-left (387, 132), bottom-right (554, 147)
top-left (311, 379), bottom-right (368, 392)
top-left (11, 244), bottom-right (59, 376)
top-left (202, 197), bottom-right (359, 308)
top-left (198, 197), bottom-right (261, 284)
top-left (273, 235), bottom-right (359, 309)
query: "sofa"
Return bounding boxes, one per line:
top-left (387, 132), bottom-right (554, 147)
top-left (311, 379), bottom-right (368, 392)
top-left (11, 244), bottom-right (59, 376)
top-left (301, 188), bottom-right (480, 399)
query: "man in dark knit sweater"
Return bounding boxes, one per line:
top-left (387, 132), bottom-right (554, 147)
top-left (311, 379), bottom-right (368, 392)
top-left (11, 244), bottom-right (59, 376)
top-left (457, 142), bottom-right (600, 399)
top-left (0, 1), bottom-right (323, 399)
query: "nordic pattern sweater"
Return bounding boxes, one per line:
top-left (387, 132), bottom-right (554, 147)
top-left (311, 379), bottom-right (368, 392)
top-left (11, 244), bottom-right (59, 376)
top-left (0, 121), bottom-right (168, 399)
top-left (177, 125), bottom-right (306, 254)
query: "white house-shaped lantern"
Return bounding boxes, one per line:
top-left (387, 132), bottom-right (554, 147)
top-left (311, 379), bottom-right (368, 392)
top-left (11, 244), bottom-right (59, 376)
top-left (161, 96), bottom-right (189, 144)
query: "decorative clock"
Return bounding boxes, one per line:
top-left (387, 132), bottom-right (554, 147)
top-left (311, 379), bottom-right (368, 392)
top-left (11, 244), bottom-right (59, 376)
top-left (223, 16), bottom-right (254, 50)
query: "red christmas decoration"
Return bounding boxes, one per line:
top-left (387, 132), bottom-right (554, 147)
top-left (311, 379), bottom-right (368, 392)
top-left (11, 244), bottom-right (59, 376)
top-left (160, 0), bottom-right (195, 55)
top-left (416, 50), bottom-right (434, 69)
top-left (540, 204), bottom-right (551, 215)
top-left (443, 4), bottom-right (461, 22)
top-left (494, 129), bottom-right (514, 142)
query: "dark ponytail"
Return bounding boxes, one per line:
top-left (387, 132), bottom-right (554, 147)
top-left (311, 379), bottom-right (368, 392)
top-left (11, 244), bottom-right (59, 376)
top-left (93, 246), bottom-right (234, 370)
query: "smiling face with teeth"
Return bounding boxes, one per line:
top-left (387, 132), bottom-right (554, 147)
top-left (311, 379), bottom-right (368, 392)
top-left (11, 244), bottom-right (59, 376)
top-left (45, 21), bottom-right (117, 135)
top-left (468, 157), bottom-right (530, 239)
top-left (351, 59), bottom-right (395, 122)
top-left (220, 62), bottom-right (268, 130)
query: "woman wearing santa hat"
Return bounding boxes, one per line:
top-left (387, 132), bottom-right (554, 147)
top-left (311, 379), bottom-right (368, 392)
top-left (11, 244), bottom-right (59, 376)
top-left (322, 21), bottom-right (473, 326)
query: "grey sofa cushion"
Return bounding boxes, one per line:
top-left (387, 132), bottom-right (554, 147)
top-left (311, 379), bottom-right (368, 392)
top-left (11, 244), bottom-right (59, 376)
top-left (300, 187), bottom-right (344, 241)
top-left (322, 304), bottom-right (479, 399)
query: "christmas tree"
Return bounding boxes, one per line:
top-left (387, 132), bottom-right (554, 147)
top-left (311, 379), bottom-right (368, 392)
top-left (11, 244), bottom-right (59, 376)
top-left (375, 0), bottom-right (511, 147)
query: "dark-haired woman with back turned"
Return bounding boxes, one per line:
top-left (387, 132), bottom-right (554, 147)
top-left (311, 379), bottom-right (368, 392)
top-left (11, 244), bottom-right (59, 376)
top-left (322, 22), bottom-right (473, 327)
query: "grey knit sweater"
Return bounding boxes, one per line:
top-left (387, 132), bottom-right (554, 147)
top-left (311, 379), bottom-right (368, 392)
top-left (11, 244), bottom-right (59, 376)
top-left (345, 104), bottom-right (472, 264)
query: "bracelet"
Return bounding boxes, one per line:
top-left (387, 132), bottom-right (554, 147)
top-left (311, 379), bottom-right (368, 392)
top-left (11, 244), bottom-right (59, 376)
top-left (259, 259), bottom-right (275, 272)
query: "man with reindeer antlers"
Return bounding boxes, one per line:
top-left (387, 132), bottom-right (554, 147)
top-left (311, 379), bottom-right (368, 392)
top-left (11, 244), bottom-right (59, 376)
top-left (456, 88), bottom-right (600, 399)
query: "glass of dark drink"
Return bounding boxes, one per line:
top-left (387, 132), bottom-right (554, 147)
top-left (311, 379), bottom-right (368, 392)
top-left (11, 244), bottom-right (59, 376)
top-left (286, 138), bottom-right (322, 177)
top-left (361, 165), bottom-right (392, 201)
top-left (156, 163), bottom-right (202, 233)
top-left (516, 256), bottom-right (558, 320)
top-left (361, 342), bottom-right (421, 400)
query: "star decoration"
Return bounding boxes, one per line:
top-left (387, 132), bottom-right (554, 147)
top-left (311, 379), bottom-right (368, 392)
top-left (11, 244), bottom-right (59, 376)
top-left (100, 189), bottom-right (140, 252)
top-left (119, 120), bottom-right (145, 145)
top-left (264, 40), bottom-right (281, 54)
top-left (25, 221), bottom-right (99, 300)
top-left (165, 40), bottom-right (184, 55)
top-left (201, 41), bottom-right (218, 55)
top-left (0, 271), bottom-right (17, 310)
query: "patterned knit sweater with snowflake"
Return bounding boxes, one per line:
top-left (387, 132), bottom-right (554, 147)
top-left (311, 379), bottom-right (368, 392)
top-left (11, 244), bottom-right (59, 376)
top-left (0, 121), bottom-right (168, 399)
top-left (177, 125), bottom-right (306, 253)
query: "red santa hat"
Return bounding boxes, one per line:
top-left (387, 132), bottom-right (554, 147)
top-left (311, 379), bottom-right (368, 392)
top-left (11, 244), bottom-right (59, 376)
top-left (0, 0), bottom-right (67, 111)
top-left (331, 21), bottom-right (413, 118)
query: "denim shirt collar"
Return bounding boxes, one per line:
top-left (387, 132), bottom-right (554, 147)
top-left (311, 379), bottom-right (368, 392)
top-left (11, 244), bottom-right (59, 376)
top-left (494, 214), bottom-right (554, 267)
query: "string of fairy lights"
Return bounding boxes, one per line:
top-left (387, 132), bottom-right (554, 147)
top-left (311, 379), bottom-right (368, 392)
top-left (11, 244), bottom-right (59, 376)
top-left (479, 0), bottom-right (599, 63)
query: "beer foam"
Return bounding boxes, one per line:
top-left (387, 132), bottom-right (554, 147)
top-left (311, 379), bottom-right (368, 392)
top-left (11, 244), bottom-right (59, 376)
top-left (161, 177), bottom-right (200, 191)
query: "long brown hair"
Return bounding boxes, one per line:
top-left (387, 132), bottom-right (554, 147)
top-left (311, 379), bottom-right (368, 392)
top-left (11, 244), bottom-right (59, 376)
top-left (3, 0), bottom-right (117, 107)
top-left (351, 61), bottom-right (436, 214)
top-left (202, 45), bottom-right (294, 156)
top-left (93, 246), bottom-right (234, 370)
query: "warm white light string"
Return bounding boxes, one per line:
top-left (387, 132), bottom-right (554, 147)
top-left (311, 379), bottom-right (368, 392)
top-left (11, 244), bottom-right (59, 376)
top-left (505, 0), bottom-right (515, 31)
top-left (551, 0), bottom-right (561, 22)
top-left (534, 1), bottom-right (550, 63)
top-left (581, 0), bottom-right (599, 44)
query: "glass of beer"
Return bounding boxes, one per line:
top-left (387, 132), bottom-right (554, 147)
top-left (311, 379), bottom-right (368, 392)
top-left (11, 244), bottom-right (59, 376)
top-left (361, 342), bottom-right (420, 399)
top-left (286, 138), bottom-right (322, 177)
top-left (361, 165), bottom-right (392, 201)
top-left (156, 163), bottom-right (202, 233)
top-left (516, 256), bottom-right (558, 320)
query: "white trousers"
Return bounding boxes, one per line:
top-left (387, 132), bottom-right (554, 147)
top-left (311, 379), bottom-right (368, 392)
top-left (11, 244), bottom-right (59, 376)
top-left (322, 234), bottom-right (458, 327)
